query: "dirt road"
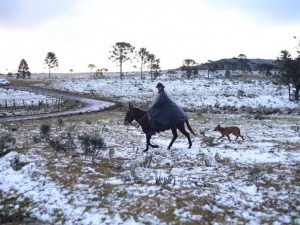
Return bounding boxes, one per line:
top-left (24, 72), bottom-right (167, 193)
top-left (0, 85), bottom-right (115, 122)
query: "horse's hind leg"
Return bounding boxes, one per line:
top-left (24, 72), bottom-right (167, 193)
top-left (144, 135), bottom-right (151, 152)
top-left (168, 128), bottom-right (178, 150)
top-left (178, 126), bottom-right (192, 148)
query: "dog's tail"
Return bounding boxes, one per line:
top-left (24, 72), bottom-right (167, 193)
top-left (186, 119), bottom-right (196, 136)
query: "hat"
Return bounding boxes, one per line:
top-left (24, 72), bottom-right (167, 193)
top-left (156, 82), bottom-right (165, 88)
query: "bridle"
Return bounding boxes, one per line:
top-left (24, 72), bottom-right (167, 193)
top-left (126, 107), bottom-right (147, 124)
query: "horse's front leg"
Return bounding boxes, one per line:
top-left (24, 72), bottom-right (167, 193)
top-left (144, 135), bottom-right (159, 152)
top-left (168, 128), bottom-right (178, 150)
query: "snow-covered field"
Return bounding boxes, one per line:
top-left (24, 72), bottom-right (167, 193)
top-left (0, 72), bottom-right (300, 224)
top-left (50, 72), bottom-right (299, 111)
top-left (0, 88), bottom-right (58, 107)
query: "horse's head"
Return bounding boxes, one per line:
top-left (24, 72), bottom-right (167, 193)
top-left (124, 102), bottom-right (135, 125)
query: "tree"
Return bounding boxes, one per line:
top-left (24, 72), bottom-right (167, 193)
top-left (92, 68), bottom-right (108, 79)
top-left (166, 69), bottom-right (176, 79)
top-left (44, 52), bottom-right (59, 78)
top-left (219, 60), bottom-right (234, 78)
top-left (257, 63), bottom-right (275, 76)
top-left (181, 59), bottom-right (198, 79)
top-left (88, 64), bottom-right (96, 74)
top-left (276, 49), bottom-right (300, 100)
top-left (208, 60), bottom-right (220, 78)
top-left (109, 42), bottom-right (135, 79)
top-left (237, 54), bottom-right (252, 74)
top-left (151, 58), bottom-right (161, 79)
top-left (17, 59), bottom-right (31, 79)
top-left (147, 54), bottom-right (156, 80)
top-left (136, 47), bottom-right (149, 79)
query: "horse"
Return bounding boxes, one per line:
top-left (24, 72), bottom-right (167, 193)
top-left (124, 102), bottom-right (196, 152)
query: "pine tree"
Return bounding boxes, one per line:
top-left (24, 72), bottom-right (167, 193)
top-left (17, 59), bottom-right (31, 79)
top-left (45, 52), bottom-right (59, 78)
top-left (109, 42), bottom-right (135, 79)
top-left (136, 48), bottom-right (149, 79)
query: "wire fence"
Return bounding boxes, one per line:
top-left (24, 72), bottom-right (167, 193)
top-left (0, 97), bottom-right (65, 109)
top-left (0, 86), bottom-right (68, 113)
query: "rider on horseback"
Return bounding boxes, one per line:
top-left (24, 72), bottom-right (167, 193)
top-left (147, 82), bottom-right (188, 136)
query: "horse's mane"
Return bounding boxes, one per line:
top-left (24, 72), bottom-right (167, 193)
top-left (133, 107), bottom-right (147, 114)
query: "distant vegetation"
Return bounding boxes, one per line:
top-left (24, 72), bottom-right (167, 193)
top-left (108, 42), bottom-right (161, 80)
top-left (276, 37), bottom-right (300, 100)
top-left (4, 37), bottom-right (300, 101)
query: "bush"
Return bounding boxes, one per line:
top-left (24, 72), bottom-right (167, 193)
top-left (0, 132), bottom-right (16, 154)
top-left (40, 123), bottom-right (51, 137)
top-left (11, 156), bottom-right (29, 171)
top-left (237, 89), bottom-right (246, 97)
top-left (34, 121), bottom-right (76, 152)
top-left (78, 132), bottom-right (106, 161)
top-left (202, 136), bottom-right (215, 146)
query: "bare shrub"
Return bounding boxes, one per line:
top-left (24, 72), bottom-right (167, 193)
top-left (202, 136), bottom-right (215, 146)
top-left (78, 132), bottom-right (106, 162)
top-left (33, 121), bottom-right (76, 153)
top-left (10, 156), bottom-right (29, 171)
top-left (0, 132), bottom-right (16, 158)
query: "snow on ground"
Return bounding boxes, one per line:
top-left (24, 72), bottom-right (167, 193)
top-left (49, 73), bottom-right (298, 110)
top-left (0, 87), bottom-right (58, 107)
top-left (0, 73), bottom-right (300, 224)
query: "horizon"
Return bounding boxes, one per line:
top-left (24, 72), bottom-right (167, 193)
top-left (1, 57), bottom-right (277, 75)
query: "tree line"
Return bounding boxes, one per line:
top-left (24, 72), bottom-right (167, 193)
top-left (7, 38), bottom-right (300, 101)
top-left (12, 42), bottom-right (162, 80)
top-left (108, 42), bottom-right (161, 80)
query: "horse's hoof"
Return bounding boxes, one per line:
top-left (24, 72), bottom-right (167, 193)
top-left (143, 149), bottom-right (148, 152)
top-left (153, 145), bottom-right (159, 148)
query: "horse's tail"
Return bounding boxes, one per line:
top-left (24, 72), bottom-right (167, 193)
top-left (185, 119), bottom-right (196, 136)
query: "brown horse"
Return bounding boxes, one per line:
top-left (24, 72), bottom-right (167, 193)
top-left (124, 102), bottom-right (196, 152)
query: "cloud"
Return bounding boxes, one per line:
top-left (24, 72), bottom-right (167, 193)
top-left (202, 0), bottom-right (300, 24)
top-left (0, 0), bottom-right (80, 29)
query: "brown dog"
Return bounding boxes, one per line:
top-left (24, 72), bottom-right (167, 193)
top-left (213, 124), bottom-right (243, 142)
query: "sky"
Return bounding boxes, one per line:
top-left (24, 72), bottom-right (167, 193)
top-left (0, 0), bottom-right (300, 73)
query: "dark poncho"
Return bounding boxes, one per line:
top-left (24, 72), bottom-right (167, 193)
top-left (148, 89), bottom-right (187, 132)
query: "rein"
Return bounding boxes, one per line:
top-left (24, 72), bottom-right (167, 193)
top-left (130, 108), bottom-right (148, 124)
top-left (137, 113), bottom-right (148, 123)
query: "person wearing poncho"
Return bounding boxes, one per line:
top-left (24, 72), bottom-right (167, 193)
top-left (147, 82), bottom-right (187, 135)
